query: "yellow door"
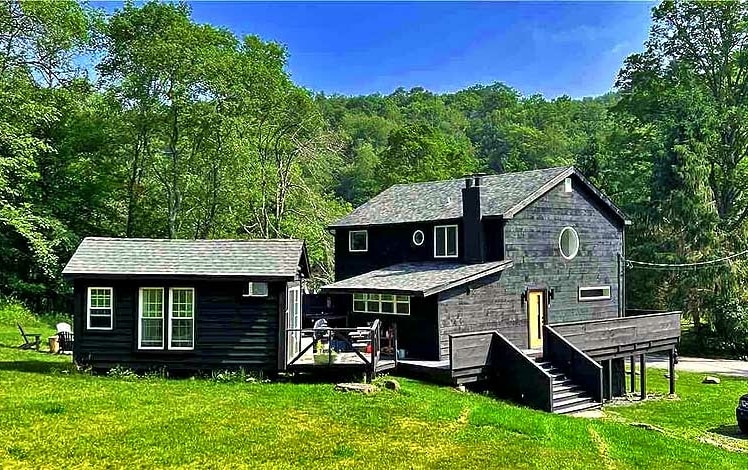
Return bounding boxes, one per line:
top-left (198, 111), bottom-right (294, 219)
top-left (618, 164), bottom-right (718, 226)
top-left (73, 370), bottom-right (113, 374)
top-left (528, 291), bottom-right (544, 349)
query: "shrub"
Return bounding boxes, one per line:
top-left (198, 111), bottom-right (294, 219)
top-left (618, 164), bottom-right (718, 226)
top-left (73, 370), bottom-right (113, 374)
top-left (701, 294), bottom-right (748, 357)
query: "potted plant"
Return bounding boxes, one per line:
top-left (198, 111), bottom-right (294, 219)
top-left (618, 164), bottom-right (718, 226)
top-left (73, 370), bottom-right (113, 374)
top-left (313, 341), bottom-right (337, 365)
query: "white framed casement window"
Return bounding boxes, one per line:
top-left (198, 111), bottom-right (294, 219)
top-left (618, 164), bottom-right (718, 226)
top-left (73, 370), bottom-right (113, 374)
top-left (138, 287), bottom-right (164, 349)
top-left (87, 287), bottom-right (113, 330)
top-left (352, 293), bottom-right (410, 315)
top-left (244, 282), bottom-right (269, 297)
top-left (579, 286), bottom-right (611, 301)
top-left (168, 288), bottom-right (195, 350)
top-left (349, 230), bottom-right (368, 252)
top-left (434, 225), bottom-right (458, 258)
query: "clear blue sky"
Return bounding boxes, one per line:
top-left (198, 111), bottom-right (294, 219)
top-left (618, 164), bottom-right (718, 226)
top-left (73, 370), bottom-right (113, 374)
top-left (94, 1), bottom-right (656, 98)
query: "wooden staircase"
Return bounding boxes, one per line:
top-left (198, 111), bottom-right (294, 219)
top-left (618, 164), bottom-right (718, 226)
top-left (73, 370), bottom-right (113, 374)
top-left (535, 359), bottom-right (601, 414)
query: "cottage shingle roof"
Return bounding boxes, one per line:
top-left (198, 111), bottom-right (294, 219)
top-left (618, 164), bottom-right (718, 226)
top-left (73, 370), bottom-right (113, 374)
top-left (320, 260), bottom-right (513, 297)
top-left (62, 237), bottom-right (307, 278)
top-left (330, 166), bottom-right (627, 228)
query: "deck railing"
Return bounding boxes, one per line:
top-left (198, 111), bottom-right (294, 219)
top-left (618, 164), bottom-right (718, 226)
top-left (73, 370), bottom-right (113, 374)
top-left (285, 319), bottom-right (382, 372)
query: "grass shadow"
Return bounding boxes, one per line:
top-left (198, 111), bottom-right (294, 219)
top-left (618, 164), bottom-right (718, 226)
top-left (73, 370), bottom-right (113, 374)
top-left (709, 424), bottom-right (748, 440)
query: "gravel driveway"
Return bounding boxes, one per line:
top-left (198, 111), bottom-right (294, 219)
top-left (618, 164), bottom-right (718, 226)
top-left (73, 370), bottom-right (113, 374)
top-left (648, 355), bottom-right (748, 378)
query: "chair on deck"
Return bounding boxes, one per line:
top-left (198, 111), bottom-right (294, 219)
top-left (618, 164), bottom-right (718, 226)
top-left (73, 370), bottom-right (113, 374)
top-left (17, 323), bottom-right (41, 350)
top-left (58, 331), bottom-right (74, 354)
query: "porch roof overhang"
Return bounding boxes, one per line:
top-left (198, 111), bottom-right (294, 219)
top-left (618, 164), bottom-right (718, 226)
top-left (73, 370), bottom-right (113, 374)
top-left (321, 260), bottom-right (513, 298)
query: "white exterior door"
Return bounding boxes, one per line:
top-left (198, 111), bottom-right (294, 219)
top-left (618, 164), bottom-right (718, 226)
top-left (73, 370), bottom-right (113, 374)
top-left (287, 286), bottom-right (301, 361)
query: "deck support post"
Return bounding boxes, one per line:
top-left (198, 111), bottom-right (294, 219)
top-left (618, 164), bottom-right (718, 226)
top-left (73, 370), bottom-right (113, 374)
top-left (606, 359), bottom-right (613, 400)
top-left (668, 348), bottom-right (676, 395)
top-left (629, 355), bottom-right (636, 393)
top-left (639, 353), bottom-right (646, 401)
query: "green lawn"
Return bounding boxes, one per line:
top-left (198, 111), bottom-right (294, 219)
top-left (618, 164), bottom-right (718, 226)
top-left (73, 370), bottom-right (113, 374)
top-left (1, 307), bottom-right (747, 468)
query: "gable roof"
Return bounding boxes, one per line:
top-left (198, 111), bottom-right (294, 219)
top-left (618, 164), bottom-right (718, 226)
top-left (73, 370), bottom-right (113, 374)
top-left (63, 237), bottom-right (309, 279)
top-left (329, 166), bottom-right (628, 228)
top-left (321, 260), bottom-right (513, 297)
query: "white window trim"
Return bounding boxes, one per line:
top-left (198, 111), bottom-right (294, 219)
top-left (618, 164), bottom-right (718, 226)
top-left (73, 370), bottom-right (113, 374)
top-left (579, 286), bottom-right (612, 302)
top-left (138, 287), bottom-right (165, 350)
top-left (412, 229), bottom-right (425, 246)
top-left (559, 226), bottom-right (579, 260)
top-left (86, 287), bottom-right (113, 330)
top-left (243, 282), bottom-right (269, 297)
top-left (352, 293), bottom-right (410, 315)
top-left (349, 230), bottom-right (368, 252)
top-left (434, 224), bottom-right (459, 258)
top-left (564, 177), bottom-right (573, 193)
top-left (168, 287), bottom-right (195, 351)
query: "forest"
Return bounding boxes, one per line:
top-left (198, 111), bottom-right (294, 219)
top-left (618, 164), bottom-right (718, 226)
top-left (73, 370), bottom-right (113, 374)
top-left (3, 1), bottom-right (748, 354)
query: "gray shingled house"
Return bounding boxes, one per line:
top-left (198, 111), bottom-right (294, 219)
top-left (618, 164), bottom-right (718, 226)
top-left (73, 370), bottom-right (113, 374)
top-left (63, 238), bottom-right (309, 372)
top-left (313, 166), bottom-right (681, 413)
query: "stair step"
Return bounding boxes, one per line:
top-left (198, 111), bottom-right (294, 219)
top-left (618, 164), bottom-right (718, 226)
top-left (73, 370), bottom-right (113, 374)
top-left (554, 399), bottom-right (601, 415)
top-left (553, 383), bottom-right (579, 392)
top-left (553, 388), bottom-right (585, 400)
top-left (554, 394), bottom-right (595, 409)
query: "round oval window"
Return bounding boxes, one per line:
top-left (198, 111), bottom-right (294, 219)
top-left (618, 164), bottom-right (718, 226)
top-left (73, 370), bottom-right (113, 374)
top-left (412, 229), bottom-right (425, 246)
top-left (559, 227), bottom-right (579, 260)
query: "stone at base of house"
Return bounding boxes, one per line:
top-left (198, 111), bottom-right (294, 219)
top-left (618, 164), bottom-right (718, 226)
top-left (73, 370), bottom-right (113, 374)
top-left (335, 383), bottom-right (377, 394)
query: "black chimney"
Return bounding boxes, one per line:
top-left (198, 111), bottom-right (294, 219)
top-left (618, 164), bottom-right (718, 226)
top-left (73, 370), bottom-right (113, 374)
top-left (462, 174), bottom-right (485, 263)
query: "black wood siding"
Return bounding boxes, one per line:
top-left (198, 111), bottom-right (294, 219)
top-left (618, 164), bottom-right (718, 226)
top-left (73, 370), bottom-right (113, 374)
top-left (437, 179), bottom-right (623, 355)
top-left (73, 278), bottom-right (284, 372)
top-left (502, 180), bottom-right (623, 325)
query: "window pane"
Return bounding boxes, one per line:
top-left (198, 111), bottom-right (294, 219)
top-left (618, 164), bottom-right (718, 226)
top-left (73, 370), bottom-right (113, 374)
top-left (381, 301), bottom-right (394, 313)
top-left (353, 293), bottom-right (365, 301)
top-left (171, 289), bottom-right (194, 318)
top-left (366, 299), bottom-right (380, 312)
top-left (353, 300), bottom-right (366, 312)
top-left (446, 227), bottom-right (457, 256)
top-left (396, 295), bottom-right (409, 303)
top-left (171, 319), bottom-right (193, 348)
top-left (90, 288), bottom-right (111, 308)
top-left (396, 302), bottom-right (410, 314)
top-left (141, 318), bottom-right (163, 347)
top-left (350, 231), bottom-right (367, 251)
top-left (89, 314), bottom-right (111, 329)
top-left (435, 227), bottom-right (446, 256)
top-left (141, 289), bottom-right (163, 318)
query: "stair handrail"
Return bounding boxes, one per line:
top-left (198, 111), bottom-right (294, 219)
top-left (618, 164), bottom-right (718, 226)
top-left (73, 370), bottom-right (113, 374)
top-left (491, 331), bottom-right (554, 412)
top-left (543, 325), bottom-right (603, 403)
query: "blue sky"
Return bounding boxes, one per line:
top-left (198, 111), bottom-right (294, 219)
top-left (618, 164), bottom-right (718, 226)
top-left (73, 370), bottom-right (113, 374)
top-left (93, 1), bottom-right (656, 98)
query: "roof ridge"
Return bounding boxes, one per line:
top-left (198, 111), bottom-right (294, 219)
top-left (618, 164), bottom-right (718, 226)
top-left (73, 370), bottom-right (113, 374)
top-left (83, 237), bottom-right (302, 243)
top-left (389, 166), bottom-right (572, 188)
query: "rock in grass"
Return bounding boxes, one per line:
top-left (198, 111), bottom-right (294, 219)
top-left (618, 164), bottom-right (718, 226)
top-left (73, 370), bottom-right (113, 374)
top-left (382, 378), bottom-right (400, 391)
top-left (335, 383), bottom-right (377, 394)
top-left (702, 376), bottom-right (721, 384)
top-left (455, 384), bottom-right (467, 393)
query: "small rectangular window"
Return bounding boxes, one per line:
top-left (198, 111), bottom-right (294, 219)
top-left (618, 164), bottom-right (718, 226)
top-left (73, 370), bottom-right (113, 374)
top-left (87, 287), bottom-right (113, 330)
top-left (564, 177), bottom-right (573, 193)
top-left (434, 225), bottom-right (458, 258)
top-left (245, 282), bottom-right (269, 297)
top-left (352, 293), bottom-right (410, 315)
top-left (139, 288), bottom-right (164, 349)
top-left (169, 288), bottom-right (194, 350)
top-left (349, 230), bottom-right (368, 252)
top-left (579, 286), bottom-right (611, 301)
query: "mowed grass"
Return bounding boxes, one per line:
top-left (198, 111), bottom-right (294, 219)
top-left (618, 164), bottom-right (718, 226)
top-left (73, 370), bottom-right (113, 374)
top-left (1, 305), bottom-right (747, 468)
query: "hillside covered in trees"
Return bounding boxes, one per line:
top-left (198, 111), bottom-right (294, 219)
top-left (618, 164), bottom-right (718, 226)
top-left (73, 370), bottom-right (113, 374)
top-left (3, 1), bottom-right (748, 353)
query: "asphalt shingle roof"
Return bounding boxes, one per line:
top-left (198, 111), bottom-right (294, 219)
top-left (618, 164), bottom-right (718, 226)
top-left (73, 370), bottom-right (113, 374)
top-left (63, 237), bottom-right (306, 278)
top-left (321, 260), bottom-right (514, 297)
top-left (330, 167), bottom-right (570, 228)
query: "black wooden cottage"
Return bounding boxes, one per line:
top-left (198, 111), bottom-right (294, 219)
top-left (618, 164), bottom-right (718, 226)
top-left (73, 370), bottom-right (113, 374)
top-left (315, 166), bottom-right (680, 413)
top-left (63, 238), bottom-right (309, 373)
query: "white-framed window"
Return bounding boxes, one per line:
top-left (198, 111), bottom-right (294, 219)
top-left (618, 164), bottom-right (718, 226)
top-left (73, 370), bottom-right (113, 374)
top-left (559, 226), bottom-right (579, 260)
top-left (169, 288), bottom-right (195, 350)
top-left (87, 287), bottom-right (113, 330)
top-left (352, 293), bottom-right (410, 315)
top-left (579, 286), bottom-right (611, 301)
top-left (138, 287), bottom-right (164, 349)
top-left (434, 225), bottom-right (458, 258)
top-left (349, 230), bottom-right (368, 252)
top-left (564, 177), bottom-right (573, 193)
top-left (244, 282), bottom-right (269, 297)
top-left (412, 229), bottom-right (425, 246)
